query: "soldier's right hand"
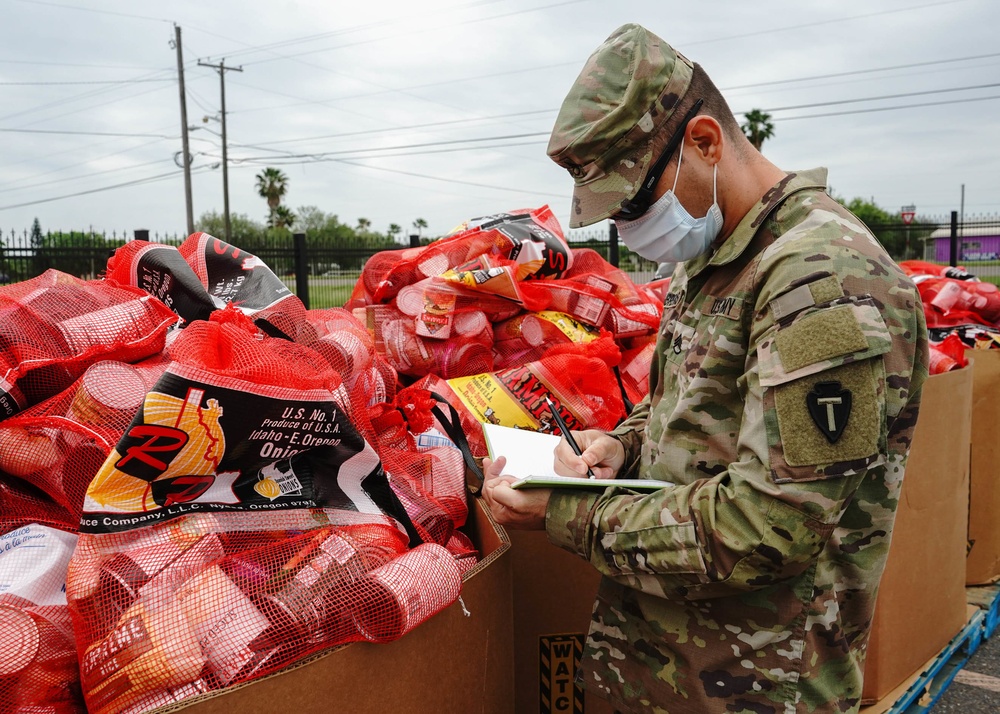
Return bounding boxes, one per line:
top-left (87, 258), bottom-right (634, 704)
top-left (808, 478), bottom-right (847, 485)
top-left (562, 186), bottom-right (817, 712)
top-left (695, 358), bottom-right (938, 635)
top-left (553, 430), bottom-right (624, 480)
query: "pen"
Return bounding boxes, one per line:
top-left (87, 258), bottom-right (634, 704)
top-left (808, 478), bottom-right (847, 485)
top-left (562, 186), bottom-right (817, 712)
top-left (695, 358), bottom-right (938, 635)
top-left (545, 395), bottom-right (596, 479)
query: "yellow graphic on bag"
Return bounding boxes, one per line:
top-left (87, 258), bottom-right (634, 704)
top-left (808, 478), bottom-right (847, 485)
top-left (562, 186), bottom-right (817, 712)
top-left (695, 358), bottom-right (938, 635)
top-left (447, 373), bottom-right (536, 428)
top-left (85, 388), bottom-right (226, 513)
top-left (535, 311), bottom-right (600, 343)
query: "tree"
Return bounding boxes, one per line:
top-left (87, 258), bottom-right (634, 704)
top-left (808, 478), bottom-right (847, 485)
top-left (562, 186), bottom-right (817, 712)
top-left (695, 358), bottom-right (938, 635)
top-left (741, 109), bottom-right (775, 151)
top-left (834, 196), bottom-right (912, 259)
top-left (273, 205), bottom-right (296, 230)
top-left (255, 167), bottom-right (289, 227)
top-left (196, 211), bottom-right (266, 248)
top-left (30, 218), bottom-right (43, 249)
top-left (387, 223), bottom-right (402, 242)
top-left (356, 217), bottom-right (371, 234)
top-left (412, 217), bottom-right (428, 238)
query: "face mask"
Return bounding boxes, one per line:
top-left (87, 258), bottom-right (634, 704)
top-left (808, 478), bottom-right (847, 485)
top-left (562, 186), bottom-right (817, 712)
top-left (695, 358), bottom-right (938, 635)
top-left (615, 141), bottom-right (724, 263)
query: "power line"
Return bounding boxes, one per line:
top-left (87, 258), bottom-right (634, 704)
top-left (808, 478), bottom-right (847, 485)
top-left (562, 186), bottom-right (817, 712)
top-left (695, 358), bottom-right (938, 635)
top-left (773, 93), bottom-right (1000, 121)
top-left (226, 139), bottom-right (545, 164)
top-left (723, 51), bottom-right (1000, 91)
top-left (0, 127), bottom-right (175, 139)
top-left (0, 59), bottom-right (167, 70)
top-left (0, 168), bottom-right (210, 212)
top-left (10, 0), bottom-right (171, 23)
top-left (0, 158), bottom-right (176, 195)
top-left (761, 82), bottom-right (1000, 113)
top-left (231, 109), bottom-right (557, 146)
top-left (230, 131), bottom-right (549, 163)
top-left (237, 0), bottom-right (589, 67)
top-left (223, 82), bottom-right (997, 160)
top-left (683, 0), bottom-right (973, 47)
top-left (0, 78), bottom-right (173, 86)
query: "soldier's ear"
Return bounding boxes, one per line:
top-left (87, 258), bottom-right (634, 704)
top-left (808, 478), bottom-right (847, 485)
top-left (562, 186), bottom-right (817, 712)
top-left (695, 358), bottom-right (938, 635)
top-left (687, 115), bottom-right (723, 164)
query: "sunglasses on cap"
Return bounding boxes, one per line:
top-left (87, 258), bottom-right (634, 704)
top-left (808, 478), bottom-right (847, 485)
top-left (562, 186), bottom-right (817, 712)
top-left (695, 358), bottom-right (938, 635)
top-left (613, 98), bottom-right (704, 222)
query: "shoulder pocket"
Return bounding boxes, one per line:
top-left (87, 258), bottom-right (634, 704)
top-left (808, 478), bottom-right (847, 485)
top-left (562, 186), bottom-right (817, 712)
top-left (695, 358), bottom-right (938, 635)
top-left (757, 297), bottom-right (892, 387)
top-left (757, 298), bottom-right (891, 482)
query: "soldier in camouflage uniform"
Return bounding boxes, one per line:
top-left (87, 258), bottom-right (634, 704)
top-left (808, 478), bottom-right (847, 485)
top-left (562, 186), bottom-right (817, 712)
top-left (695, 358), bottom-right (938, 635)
top-left (481, 23), bottom-right (929, 714)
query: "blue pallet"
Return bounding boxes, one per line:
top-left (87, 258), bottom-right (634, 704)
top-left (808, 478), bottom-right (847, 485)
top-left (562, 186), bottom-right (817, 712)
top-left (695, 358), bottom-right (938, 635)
top-left (876, 608), bottom-right (985, 714)
top-left (966, 582), bottom-right (1000, 640)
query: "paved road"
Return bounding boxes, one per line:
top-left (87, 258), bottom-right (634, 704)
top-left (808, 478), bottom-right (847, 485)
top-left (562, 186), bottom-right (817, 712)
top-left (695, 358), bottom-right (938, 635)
top-left (934, 619), bottom-right (1000, 712)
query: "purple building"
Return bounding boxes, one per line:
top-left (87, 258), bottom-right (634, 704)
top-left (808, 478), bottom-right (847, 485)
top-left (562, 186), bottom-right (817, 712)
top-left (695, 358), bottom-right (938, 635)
top-left (930, 225), bottom-right (1000, 263)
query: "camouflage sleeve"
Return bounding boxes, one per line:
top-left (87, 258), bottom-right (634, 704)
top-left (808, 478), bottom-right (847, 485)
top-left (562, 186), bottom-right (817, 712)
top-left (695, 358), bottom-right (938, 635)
top-left (545, 206), bottom-right (927, 600)
top-left (610, 392), bottom-right (650, 478)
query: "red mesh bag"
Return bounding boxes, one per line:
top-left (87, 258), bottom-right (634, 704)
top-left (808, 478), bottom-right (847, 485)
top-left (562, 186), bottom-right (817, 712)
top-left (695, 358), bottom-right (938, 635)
top-left (916, 276), bottom-right (1000, 327)
top-left (356, 387), bottom-right (469, 539)
top-left (107, 234), bottom-right (311, 342)
top-left (0, 355), bottom-right (169, 523)
top-left (67, 308), bottom-right (464, 713)
top-left (0, 270), bottom-right (176, 420)
top-left (301, 307), bottom-right (398, 407)
top-left (618, 335), bottom-right (658, 407)
top-left (178, 232), bottom-right (310, 341)
top-left (415, 334), bottom-right (625, 457)
top-left (929, 332), bottom-right (970, 374)
top-left (519, 249), bottom-right (663, 338)
top-left (492, 311), bottom-right (603, 371)
top-left (347, 206), bottom-right (572, 308)
top-left (899, 260), bottom-right (977, 282)
top-left (354, 303), bottom-right (494, 381)
top-left (0, 524), bottom-right (86, 714)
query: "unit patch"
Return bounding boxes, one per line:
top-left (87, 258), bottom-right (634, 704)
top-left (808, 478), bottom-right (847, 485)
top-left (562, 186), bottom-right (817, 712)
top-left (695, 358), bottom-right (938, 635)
top-left (806, 381), bottom-right (852, 443)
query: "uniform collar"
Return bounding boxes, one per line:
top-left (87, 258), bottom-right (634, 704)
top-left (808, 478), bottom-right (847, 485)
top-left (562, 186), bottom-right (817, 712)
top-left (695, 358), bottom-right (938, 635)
top-left (683, 167), bottom-right (828, 277)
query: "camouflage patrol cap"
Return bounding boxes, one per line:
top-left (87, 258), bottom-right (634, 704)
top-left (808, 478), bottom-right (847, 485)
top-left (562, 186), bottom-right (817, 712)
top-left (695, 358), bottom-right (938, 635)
top-left (547, 24), bottom-right (694, 228)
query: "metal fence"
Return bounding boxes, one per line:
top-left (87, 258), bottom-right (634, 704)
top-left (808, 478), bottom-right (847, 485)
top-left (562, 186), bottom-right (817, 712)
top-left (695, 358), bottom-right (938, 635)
top-left (3, 214), bottom-right (998, 307)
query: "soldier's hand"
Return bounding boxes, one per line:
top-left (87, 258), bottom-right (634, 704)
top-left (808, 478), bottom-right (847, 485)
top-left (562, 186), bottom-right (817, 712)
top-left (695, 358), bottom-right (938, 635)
top-left (553, 429), bottom-right (623, 480)
top-left (481, 455), bottom-right (550, 530)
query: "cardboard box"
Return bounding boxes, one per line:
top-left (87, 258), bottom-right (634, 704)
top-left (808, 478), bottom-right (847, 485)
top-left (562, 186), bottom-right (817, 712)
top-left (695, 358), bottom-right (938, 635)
top-left (861, 366), bottom-right (973, 703)
top-left (166, 496), bottom-right (514, 714)
top-left (510, 530), bottom-right (615, 714)
top-left (858, 605), bottom-right (980, 714)
top-left (965, 350), bottom-right (1000, 585)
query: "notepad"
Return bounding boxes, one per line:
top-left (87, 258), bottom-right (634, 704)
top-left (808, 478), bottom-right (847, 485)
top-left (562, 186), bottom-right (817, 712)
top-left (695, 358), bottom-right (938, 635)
top-left (481, 423), bottom-right (670, 492)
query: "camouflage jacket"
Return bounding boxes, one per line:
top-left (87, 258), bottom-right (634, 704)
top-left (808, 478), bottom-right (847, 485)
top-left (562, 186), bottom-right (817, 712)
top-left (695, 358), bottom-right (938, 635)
top-left (545, 169), bottom-right (929, 714)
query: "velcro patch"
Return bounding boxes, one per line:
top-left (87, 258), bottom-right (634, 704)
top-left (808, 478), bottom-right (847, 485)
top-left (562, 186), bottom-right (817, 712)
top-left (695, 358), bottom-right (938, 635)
top-left (774, 306), bottom-right (867, 373)
top-left (775, 361), bottom-right (879, 467)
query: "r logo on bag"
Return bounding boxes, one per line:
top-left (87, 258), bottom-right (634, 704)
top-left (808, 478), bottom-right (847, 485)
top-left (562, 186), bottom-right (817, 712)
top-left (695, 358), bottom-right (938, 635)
top-left (539, 633), bottom-right (585, 714)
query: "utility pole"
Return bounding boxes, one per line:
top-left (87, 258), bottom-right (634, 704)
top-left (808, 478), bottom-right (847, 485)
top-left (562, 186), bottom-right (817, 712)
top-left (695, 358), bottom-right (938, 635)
top-left (173, 25), bottom-right (194, 235)
top-left (198, 58), bottom-right (243, 243)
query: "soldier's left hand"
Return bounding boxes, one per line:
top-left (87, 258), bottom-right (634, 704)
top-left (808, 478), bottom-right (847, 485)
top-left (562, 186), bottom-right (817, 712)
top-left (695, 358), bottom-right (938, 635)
top-left (482, 455), bottom-right (550, 530)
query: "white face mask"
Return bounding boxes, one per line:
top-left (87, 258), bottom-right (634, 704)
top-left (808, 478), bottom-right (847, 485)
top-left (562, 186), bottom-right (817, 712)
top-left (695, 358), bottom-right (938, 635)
top-left (615, 141), bottom-right (724, 263)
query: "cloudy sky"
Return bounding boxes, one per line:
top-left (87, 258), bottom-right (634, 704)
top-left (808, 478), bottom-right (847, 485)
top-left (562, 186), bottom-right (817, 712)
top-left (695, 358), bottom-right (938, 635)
top-left (2, 0), bottom-right (998, 242)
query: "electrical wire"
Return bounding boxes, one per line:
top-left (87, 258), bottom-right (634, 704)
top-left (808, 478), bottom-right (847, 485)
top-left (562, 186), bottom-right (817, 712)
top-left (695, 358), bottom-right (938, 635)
top-left (0, 128), bottom-right (176, 139)
top-left (0, 167), bottom-right (211, 211)
top-left (0, 79), bottom-right (173, 86)
top-left (10, 0), bottom-right (171, 23)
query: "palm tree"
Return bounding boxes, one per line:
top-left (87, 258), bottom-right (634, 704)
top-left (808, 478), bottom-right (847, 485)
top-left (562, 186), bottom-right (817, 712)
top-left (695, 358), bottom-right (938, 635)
top-left (356, 217), bottom-right (372, 234)
top-left (255, 167), bottom-right (289, 226)
top-left (740, 109), bottom-right (775, 151)
top-left (387, 223), bottom-right (402, 242)
top-left (273, 205), bottom-right (297, 230)
top-left (412, 217), bottom-right (428, 239)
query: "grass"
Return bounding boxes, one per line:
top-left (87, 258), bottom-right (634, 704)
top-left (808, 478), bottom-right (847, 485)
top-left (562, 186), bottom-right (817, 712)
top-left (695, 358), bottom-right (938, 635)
top-left (281, 273), bottom-right (360, 309)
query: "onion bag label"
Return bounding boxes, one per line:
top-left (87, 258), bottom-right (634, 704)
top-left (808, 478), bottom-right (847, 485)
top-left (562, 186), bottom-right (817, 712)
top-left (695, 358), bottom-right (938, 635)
top-left (111, 242), bottom-right (217, 324)
top-left (82, 365), bottom-right (399, 534)
top-left (466, 207), bottom-right (573, 279)
top-left (447, 363), bottom-right (584, 434)
top-left (191, 233), bottom-right (294, 314)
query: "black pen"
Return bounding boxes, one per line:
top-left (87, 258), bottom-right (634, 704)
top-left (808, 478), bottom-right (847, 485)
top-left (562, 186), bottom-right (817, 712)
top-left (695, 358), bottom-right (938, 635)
top-left (545, 395), bottom-right (596, 479)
